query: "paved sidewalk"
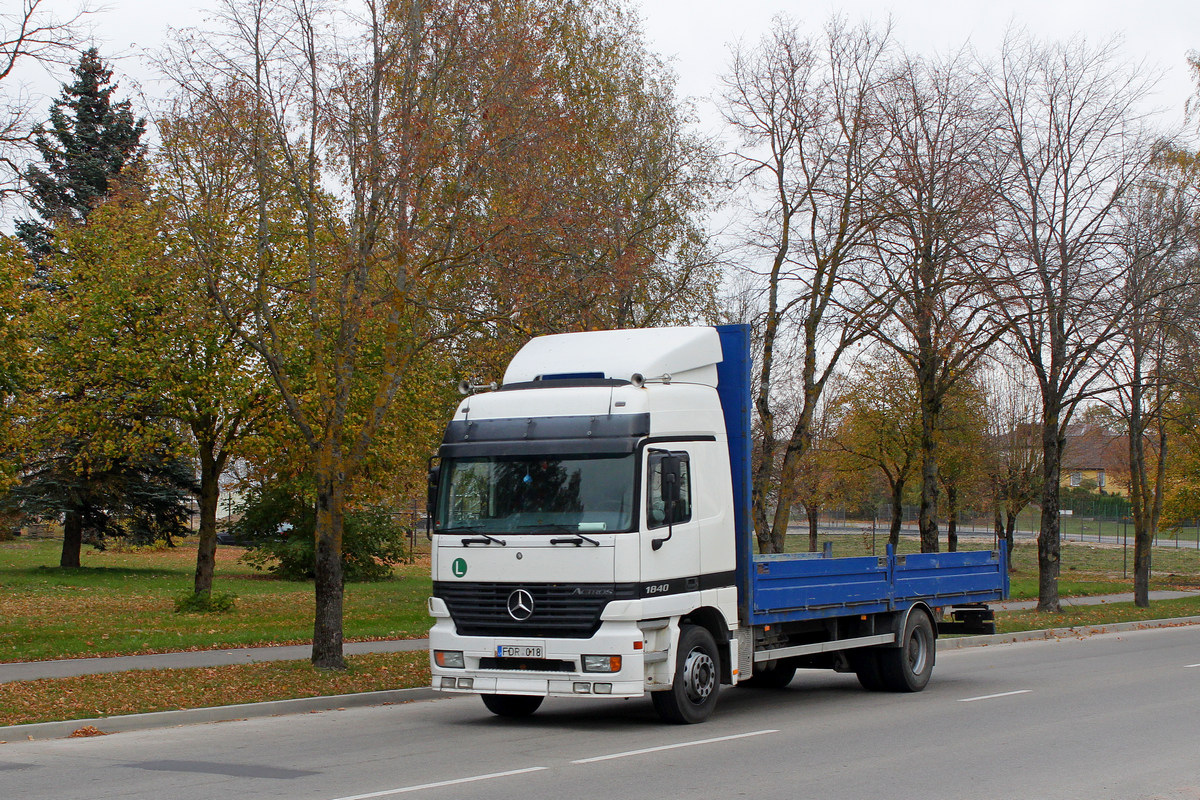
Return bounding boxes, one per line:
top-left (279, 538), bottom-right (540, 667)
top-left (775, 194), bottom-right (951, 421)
top-left (992, 589), bottom-right (1200, 612)
top-left (0, 638), bottom-right (428, 684)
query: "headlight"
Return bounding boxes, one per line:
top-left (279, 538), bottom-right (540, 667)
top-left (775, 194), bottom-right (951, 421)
top-left (582, 655), bottom-right (622, 673)
top-left (434, 650), bottom-right (465, 668)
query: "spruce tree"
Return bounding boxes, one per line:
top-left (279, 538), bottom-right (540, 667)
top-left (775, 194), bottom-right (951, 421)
top-left (4, 50), bottom-right (188, 567)
top-left (16, 47), bottom-right (145, 259)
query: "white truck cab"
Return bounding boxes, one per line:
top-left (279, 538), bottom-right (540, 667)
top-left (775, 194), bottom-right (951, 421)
top-left (429, 327), bottom-right (739, 721)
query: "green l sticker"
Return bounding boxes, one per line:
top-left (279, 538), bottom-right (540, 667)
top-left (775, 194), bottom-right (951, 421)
top-left (452, 557), bottom-right (468, 578)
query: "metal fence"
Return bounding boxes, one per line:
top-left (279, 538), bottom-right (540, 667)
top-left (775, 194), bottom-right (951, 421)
top-left (803, 503), bottom-right (1200, 550)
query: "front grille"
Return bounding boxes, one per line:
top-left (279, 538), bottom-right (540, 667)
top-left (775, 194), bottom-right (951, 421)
top-left (434, 581), bottom-right (637, 638)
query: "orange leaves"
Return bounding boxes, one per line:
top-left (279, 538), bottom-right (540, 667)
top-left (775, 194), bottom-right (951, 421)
top-left (68, 725), bottom-right (106, 737)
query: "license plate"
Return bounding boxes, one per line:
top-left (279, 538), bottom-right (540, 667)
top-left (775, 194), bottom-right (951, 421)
top-left (497, 645), bottom-right (543, 658)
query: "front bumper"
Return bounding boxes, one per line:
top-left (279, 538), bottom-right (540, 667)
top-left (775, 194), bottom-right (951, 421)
top-left (428, 613), bottom-right (649, 698)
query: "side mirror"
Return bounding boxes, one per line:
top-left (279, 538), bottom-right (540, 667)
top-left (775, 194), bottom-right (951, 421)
top-left (660, 455), bottom-right (682, 509)
top-left (652, 453), bottom-right (683, 551)
top-left (426, 464), bottom-right (440, 537)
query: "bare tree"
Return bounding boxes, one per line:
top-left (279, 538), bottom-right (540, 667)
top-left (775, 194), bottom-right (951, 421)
top-left (721, 16), bottom-right (893, 554)
top-left (868, 48), bottom-right (1007, 553)
top-left (1, 0), bottom-right (90, 203)
top-left (989, 33), bottom-right (1157, 611)
top-left (982, 362), bottom-right (1043, 571)
top-left (1111, 156), bottom-right (1200, 606)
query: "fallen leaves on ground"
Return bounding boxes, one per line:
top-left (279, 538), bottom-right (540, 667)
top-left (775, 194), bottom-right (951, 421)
top-left (0, 651), bottom-right (430, 727)
top-left (68, 726), bottom-right (106, 737)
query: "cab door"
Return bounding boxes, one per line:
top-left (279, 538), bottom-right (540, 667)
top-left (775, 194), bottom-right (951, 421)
top-left (641, 448), bottom-right (701, 599)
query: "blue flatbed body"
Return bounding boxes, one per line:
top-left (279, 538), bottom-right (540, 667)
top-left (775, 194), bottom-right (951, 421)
top-left (748, 547), bottom-right (1008, 626)
top-left (713, 325), bottom-right (1009, 629)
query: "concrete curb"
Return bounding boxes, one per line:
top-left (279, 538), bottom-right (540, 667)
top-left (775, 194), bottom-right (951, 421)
top-left (0, 686), bottom-right (443, 743)
top-left (5, 616), bottom-right (1199, 742)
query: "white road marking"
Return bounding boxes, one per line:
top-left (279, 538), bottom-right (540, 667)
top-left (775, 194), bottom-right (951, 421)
top-left (329, 767), bottom-right (548, 799)
top-left (959, 690), bottom-right (1033, 703)
top-left (1186, 663), bottom-right (1200, 669)
top-left (571, 729), bottom-right (779, 764)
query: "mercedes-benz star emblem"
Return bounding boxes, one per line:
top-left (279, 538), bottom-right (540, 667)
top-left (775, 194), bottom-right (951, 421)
top-left (506, 589), bottom-right (534, 621)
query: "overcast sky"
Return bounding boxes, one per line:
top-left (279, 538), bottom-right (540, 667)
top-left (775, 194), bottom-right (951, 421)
top-left (16, 0), bottom-right (1200, 141)
top-left (640, 0), bottom-right (1199, 137)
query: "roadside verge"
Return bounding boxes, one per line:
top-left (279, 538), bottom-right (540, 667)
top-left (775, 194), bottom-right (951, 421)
top-left (5, 614), bottom-right (1199, 742)
top-left (0, 686), bottom-right (443, 743)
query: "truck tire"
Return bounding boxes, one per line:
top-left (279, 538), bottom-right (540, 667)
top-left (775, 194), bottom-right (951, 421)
top-left (481, 693), bottom-right (544, 718)
top-left (652, 624), bottom-right (720, 723)
top-left (878, 610), bottom-right (935, 692)
top-left (741, 662), bottom-right (796, 689)
top-left (850, 650), bottom-right (886, 692)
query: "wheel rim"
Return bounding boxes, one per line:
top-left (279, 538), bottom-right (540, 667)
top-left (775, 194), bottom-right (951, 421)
top-left (906, 626), bottom-right (928, 675)
top-left (682, 647), bottom-right (716, 703)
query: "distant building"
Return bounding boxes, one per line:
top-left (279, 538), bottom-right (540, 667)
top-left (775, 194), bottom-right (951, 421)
top-left (1060, 424), bottom-right (1127, 497)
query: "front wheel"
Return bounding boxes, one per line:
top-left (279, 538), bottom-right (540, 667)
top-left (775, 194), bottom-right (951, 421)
top-left (481, 693), bottom-right (543, 718)
top-left (652, 624), bottom-right (721, 723)
top-left (878, 610), bottom-right (935, 692)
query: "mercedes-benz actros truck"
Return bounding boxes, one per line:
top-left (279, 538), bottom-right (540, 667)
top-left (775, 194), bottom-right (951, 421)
top-left (427, 325), bottom-right (1006, 723)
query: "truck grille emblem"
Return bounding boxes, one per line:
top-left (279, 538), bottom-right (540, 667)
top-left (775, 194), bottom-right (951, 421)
top-left (506, 589), bottom-right (535, 621)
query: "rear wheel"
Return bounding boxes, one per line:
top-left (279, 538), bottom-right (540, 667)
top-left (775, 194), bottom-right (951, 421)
top-left (878, 610), bottom-right (935, 692)
top-left (741, 662), bottom-right (796, 689)
top-left (850, 650), bottom-right (886, 691)
top-left (480, 693), bottom-right (543, 718)
top-left (652, 624), bottom-right (721, 723)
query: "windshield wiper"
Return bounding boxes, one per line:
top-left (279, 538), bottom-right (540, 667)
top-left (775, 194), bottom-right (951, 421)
top-left (460, 532), bottom-right (507, 546)
top-left (550, 534), bottom-right (601, 547)
top-left (527, 524), bottom-right (602, 546)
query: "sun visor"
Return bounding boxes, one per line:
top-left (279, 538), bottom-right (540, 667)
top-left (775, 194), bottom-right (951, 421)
top-left (502, 327), bottom-right (723, 388)
top-left (439, 413), bottom-right (650, 457)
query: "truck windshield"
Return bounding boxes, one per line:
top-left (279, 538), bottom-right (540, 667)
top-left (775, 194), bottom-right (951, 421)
top-left (437, 454), bottom-right (635, 534)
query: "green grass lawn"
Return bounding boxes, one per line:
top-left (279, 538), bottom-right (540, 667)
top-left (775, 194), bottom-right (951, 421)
top-left (996, 595), bottom-right (1200, 633)
top-left (0, 538), bottom-right (432, 663)
top-left (6, 533), bottom-right (1199, 665)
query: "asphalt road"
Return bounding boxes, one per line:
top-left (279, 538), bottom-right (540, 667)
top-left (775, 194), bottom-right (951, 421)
top-left (2, 626), bottom-right (1198, 800)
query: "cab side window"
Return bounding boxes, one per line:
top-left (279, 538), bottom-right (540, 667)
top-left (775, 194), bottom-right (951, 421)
top-left (647, 451), bottom-right (691, 529)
